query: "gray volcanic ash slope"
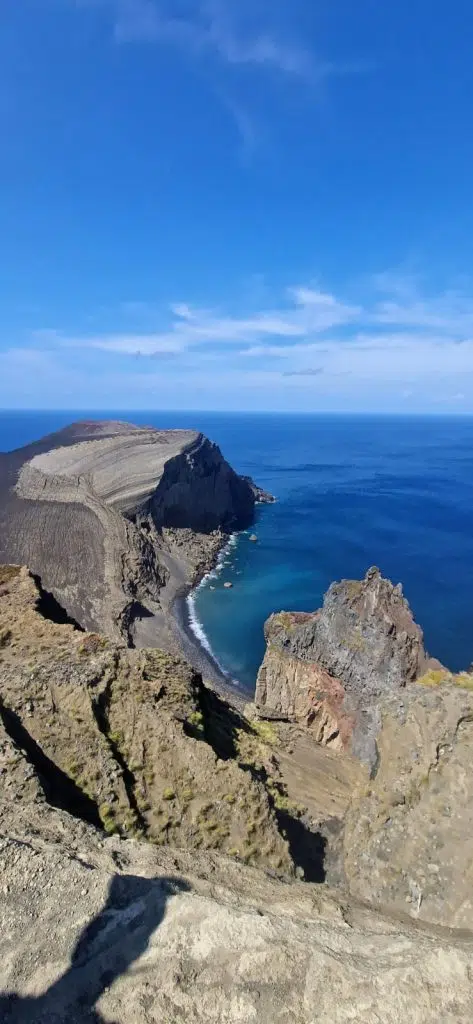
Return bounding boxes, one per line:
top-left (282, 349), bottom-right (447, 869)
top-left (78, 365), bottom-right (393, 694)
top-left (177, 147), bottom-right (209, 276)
top-left (0, 420), bottom-right (264, 656)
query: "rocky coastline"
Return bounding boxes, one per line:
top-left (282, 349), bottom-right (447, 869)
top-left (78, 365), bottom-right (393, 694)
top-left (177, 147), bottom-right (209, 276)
top-left (0, 419), bottom-right (271, 691)
top-left (2, 422), bottom-right (473, 1019)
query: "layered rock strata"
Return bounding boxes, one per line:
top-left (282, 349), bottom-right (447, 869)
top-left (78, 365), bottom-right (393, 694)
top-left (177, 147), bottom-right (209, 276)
top-left (0, 420), bottom-right (266, 667)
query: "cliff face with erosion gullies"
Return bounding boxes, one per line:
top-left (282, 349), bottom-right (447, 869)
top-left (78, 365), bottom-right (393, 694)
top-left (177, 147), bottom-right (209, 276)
top-left (0, 420), bottom-right (268, 657)
top-left (255, 566), bottom-right (473, 928)
top-left (1, 566), bottom-right (473, 1022)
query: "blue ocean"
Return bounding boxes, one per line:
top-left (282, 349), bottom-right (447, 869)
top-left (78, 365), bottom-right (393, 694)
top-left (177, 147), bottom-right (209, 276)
top-left (2, 411), bottom-right (473, 690)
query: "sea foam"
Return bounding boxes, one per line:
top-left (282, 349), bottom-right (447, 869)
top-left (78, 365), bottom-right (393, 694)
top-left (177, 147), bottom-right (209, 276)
top-left (186, 533), bottom-right (239, 680)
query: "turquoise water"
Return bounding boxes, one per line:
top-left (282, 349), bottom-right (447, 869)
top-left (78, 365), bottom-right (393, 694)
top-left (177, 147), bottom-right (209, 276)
top-left (2, 412), bottom-right (473, 691)
top-left (188, 414), bottom-right (473, 689)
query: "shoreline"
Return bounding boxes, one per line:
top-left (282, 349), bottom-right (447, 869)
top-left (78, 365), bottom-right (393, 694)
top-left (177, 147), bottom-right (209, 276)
top-left (168, 531), bottom-right (249, 711)
top-left (165, 502), bottom-right (274, 709)
top-left (171, 589), bottom-right (248, 710)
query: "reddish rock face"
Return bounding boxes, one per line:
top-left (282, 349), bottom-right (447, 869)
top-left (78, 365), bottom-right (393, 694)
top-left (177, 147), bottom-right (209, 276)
top-left (255, 628), bottom-right (355, 752)
top-left (255, 567), bottom-right (440, 765)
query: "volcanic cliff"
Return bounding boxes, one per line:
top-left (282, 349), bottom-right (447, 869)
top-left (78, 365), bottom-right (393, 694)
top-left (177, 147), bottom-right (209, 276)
top-left (0, 420), bottom-right (268, 673)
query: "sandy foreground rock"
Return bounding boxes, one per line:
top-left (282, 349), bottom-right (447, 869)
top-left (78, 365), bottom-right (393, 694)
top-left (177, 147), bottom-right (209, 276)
top-left (1, 803), bottom-right (473, 1024)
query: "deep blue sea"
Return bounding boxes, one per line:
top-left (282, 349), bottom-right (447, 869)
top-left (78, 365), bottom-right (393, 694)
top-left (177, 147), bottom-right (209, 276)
top-left (2, 411), bottom-right (473, 691)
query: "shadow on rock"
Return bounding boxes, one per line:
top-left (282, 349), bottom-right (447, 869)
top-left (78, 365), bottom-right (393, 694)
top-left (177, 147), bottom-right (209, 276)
top-left (0, 872), bottom-right (189, 1023)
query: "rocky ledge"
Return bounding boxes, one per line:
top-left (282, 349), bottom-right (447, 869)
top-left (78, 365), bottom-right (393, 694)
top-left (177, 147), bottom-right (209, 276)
top-left (0, 420), bottom-right (267, 670)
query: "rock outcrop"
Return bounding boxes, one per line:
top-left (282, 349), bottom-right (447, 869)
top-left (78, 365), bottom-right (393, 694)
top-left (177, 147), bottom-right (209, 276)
top-left (0, 565), bottom-right (292, 875)
top-left (255, 567), bottom-right (438, 762)
top-left (255, 566), bottom-right (473, 928)
top-left (341, 674), bottom-right (473, 928)
top-left (0, 421), bottom-right (264, 670)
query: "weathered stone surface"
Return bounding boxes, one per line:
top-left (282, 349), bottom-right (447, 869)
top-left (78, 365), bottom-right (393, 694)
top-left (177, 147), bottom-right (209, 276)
top-left (0, 421), bottom-right (263, 670)
top-left (258, 567), bottom-right (430, 703)
top-left (340, 677), bottom-right (473, 928)
top-left (255, 643), bottom-right (354, 748)
top-left (255, 567), bottom-right (440, 764)
top-left (1, 798), bottom-right (473, 1023)
top-left (2, 562), bottom-right (473, 1016)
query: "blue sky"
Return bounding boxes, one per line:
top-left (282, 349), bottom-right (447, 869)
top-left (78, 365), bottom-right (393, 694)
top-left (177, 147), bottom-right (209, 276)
top-left (1, 1), bottom-right (473, 412)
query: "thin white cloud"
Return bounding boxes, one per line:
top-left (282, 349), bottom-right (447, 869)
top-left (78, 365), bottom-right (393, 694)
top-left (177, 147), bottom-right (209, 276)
top-left (13, 271), bottom-right (473, 412)
top-left (67, 1), bottom-right (367, 157)
top-left (373, 296), bottom-right (473, 336)
top-left (111, 0), bottom-right (314, 79)
top-left (38, 285), bottom-right (360, 356)
top-left (30, 277), bottom-right (473, 364)
top-left (73, 0), bottom-right (314, 79)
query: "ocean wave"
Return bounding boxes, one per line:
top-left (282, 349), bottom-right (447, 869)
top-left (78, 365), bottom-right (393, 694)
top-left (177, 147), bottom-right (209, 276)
top-left (186, 592), bottom-right (237, 682)
top-left (186, 532), bottom-right (240, 682)
top-left (186, 593), bottom-right (215, 657)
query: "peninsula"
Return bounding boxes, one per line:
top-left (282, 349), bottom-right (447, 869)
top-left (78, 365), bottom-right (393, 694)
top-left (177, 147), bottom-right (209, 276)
top-left (0, 420), bottom-right (270, 691)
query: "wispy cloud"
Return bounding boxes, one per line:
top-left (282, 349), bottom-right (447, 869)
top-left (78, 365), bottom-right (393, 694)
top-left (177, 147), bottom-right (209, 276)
top-left (283, 367), bottom-right (324, 377)
top-left (68, 1), bottom-right (368, 155)
top-left (31, 276), bottom-right (473, 360)
top-left (110, 0), bottom-right (314, 79)
top-left (13, 270), bottom-right (473, 411)
top-left (37, 285), bottom-right (360, 357)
